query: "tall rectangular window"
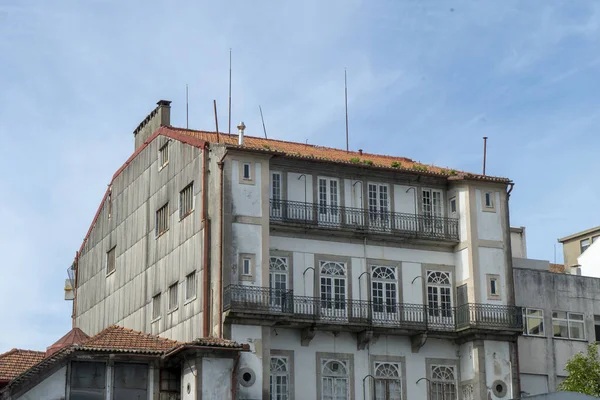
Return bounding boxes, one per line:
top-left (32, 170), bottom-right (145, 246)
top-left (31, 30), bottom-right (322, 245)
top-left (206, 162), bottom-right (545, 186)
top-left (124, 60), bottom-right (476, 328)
top-left (156, 203), bottom-right (169, 237)
top-left (449, 197), bottom-right (457, 214)
top-left (242, 258), bottom-right (252, 276)
top-left (168, 283), bottom-right (178, 311)
top-left (270, 357), bottom-right (290, 400)
top-left (553, 311), bottom-right (585, 340)
top-left (581, 238), bottom-right (591, 254)
top-left (271, 172), bottom-right (282, 210)
top-left (524, 308), bottom-right (544, 336)
top-left (185, 271), bottom-right (197, 301)
top-left (106, 246), bottom-right (116, 275)
top-left (430, 365), bottom-right (457, 400)
top-left (152, 294), bottom-right (161, 320)
top-left (70, 361), bottom-right (106, 400)
top-left (113, 363), bottom-right (148, 400)
top-left (243, 163), bottom-right (251, 180)
top-left (179, 183), bottom-right (194, 219)
top-left (595, 315), bottom-right (600, 342)
top-left (484, 192), bottom-right (493, 208)
top-left (159, 143), bottom-right (169, 170)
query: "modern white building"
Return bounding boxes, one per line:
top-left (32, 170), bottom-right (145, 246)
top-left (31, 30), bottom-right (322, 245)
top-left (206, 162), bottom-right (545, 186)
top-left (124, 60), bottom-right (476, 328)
top-left (71, 100), bottom-right (523, 399)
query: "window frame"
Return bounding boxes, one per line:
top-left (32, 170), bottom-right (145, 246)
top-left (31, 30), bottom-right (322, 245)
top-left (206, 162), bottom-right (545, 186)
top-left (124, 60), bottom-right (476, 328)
top-left (370, 355), bottom-right (407, 400)
top-left (581, 238), bottom-right (591, 254)
top-left (106, 246), bottom-right (117, 276)
top-left (239, 253), bottom-right (255, 281)
top-left (168, 283), bottom-right (178, 312)
top-left (185, 271), bottom-right (197, 303)
top-left (449, 197), bottom-right (457, 215)
top-left (486, 274), bottom-right (501, 300)
top-left (152, 293), bottom-right (161, 321)
top-left (552, 311), bottom-right (586, 340)
top-left (524, 308), bottom-right (545, 337)
top-left (179, 182), bottom-right (194, 220)
top-left (155, 203), bottom-right (169, 238)
top-left (158, 142), bottom-right (169, 170)
top-left (270, 349), bottom-right (295, 400)
top-left (70, 361), bottom-right (106, 399)
top-left (482, 191), bottom-right (496, 212)
top-left (239, 161), bottom-right (255, 184)
top-left (316, 352), bottom-right (354, 400)
top-left (426, 359), bottom-right (459, 400)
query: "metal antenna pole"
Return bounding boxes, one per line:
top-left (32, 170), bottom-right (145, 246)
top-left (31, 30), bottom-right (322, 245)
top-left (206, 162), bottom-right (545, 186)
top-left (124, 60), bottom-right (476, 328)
top-left (259, 105), bottom-right (268, 139)
top-left (214, 100), bottom-right (220, 143)
top-left (186, 84), bottom-right (189, 129)
top-left (228, 48), bottom-right (232, 135)
top-left (345, 68), bottom-right (349, 152)
top-left (483, 136), bottom-right (488, 175)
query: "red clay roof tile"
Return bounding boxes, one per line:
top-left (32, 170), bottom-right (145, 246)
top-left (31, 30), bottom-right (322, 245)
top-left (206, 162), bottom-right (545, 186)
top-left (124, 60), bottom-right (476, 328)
top-left (0, 349), bottom-right (45, 382)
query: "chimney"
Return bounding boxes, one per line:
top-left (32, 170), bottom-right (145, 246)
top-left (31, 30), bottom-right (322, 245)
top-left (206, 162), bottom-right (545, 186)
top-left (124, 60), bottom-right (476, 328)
top-left (132, 100), bottom-right (172, 150)
top-left (237, 122), bottom-right (246, 146)
top-left (358, 149), bottom-right (363, 156)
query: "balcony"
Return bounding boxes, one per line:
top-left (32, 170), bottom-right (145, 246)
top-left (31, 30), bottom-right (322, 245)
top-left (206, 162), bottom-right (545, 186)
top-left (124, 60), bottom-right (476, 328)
top-left (269, 200), bottom-right (460, 242)
top-left (223, 285), bottom-right (523, 338)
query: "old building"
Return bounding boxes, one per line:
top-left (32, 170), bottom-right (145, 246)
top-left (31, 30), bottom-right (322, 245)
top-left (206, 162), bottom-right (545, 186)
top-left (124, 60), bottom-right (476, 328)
top-left (0, 350), bottom-right (45, 390)
top-left (71, 100), bottom-right (523, 399)
top-left (557, 226), bottom-right (600, 272)
top-left (0, 325), bottom-right (247, 400)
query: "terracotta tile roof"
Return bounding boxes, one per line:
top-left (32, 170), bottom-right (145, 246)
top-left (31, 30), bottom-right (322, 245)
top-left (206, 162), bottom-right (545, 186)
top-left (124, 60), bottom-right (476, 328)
top-left (158, 126), bottom-right (511, 183)
top-left (46, 328), bottom-right (89, 357)
top-left (550, 263), bottom-right (566, 273)
top-left (0, 349), bottom-right (45, 382)
top-left (79, 325), bottom-right (181, 353)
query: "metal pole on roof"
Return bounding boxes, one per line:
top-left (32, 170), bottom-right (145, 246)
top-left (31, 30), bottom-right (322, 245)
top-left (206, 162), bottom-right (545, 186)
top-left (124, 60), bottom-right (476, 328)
top-left (214, 100), bottom-right (220, 143)
top-left (259, 105), bottom-right (268, 139)
top-left (483, 136), bottom-right (488, 175)
top-left (228, 48), bottom-right (232, 136)
top-left (186, 84), bottom-right (189, 129)
top-left (345, 68), bottom-right (349, 152)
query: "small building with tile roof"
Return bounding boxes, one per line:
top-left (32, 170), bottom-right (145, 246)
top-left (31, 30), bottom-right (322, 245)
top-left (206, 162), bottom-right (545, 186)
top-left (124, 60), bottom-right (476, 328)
top-left (0, 325), bottom-right (247, 400)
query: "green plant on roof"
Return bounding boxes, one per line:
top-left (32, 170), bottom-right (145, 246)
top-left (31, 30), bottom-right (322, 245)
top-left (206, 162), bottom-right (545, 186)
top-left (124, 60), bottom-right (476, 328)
top-left (412, 164), bottom-right (428, 171)
top-left (450, 169), bottom-right (457, 175)
top-left (361, 159), bottom-right (374, 166)
top-left (391, 161), bottom-right (401, 168)
top-left (262, 144), bottom-right (270, 150)
top-left (440, 168), bottom-right (448, 175)
top-left (349, 157), bottom-right (360, 164)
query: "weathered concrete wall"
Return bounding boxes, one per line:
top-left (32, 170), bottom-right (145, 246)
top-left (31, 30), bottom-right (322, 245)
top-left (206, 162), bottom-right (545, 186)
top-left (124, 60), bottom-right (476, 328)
top-left (515, 267), bottom-right (600, 393)
top-left (14, 365), bottom-right (66, 400)
top-left (75, 135), bottom-right (204, 341)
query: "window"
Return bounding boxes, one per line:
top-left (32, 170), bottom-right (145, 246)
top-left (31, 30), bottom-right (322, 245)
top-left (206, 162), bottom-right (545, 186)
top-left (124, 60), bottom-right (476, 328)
top-left (422, 189), bottom-right (443, 233)
top-left (160, 368), bottom-right (181, 395)
top-left (270, 357), bottom-right (290, 400)
top-left (271, 172), bottom-right (282, 217)
top-left (152, 294), bottom-right (161, 320)
top-left (484, 192), bottom-right (493, 208)
top-left (168, 283), bottom-right (178, 311)
top-left (457, 284), bottom-right (468, 307)
top-left (185, 271), bottom-right (197, 301)
top-left (239, 254), bottom-right (255, 281)
top-left (371, 266), bottom-right (397, 314)
top-left (524, 308), bottom-right (544, 336)
top-left (430, 365), bottom-right (457, 400)
top-left (238, 161), bottom-right (255, 184)
top-left (320, 261), bottom-right (347, 315)
top-left (156, 203), bottom-right (169, 237)
top-left (368, 183), bottom-right (390, 228)
top-left (374, 362), bottom-right (402, 400)
top-left (243, 163), bottom-right (251, 180)
top-left (426, 271), bottom-right (452, 319)
top-left (318, 177), bottom-right (340, 223)
top-left (106, 246), bottom-right (116, 275)
top-left (593, 235), bottom-right (600, 243)
top-left (449, 197), bottom-right (457, 214)
top-left (594, 315), bottom-right (600, 342)
top-left (159, 142), bottom-right (169, 169)
top-left (242, 258), bottom-right (251, 276)
top-left (107, 190), bottom-right (112, 219)
top-left (113, 363), bottom-right (148, 400)
top-left (487, 274), bottom-right (500, 299)
top-left (553, 311), bottom-right (585, 340)
top-left (321, 359), bottom-right (349, 400)
top-left (70, 361), bottom-right (106, 400)
top-left (270, 257), bottom-right (289, 308)
top-left (179, 183), bottom-right (194, 219)
top-left (581, 238), bottom-right (591, 254)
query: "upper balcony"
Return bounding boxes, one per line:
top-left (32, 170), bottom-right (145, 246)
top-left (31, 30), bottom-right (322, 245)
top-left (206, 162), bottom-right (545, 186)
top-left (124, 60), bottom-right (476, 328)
top-left (269, 199), bottom-right (460, 243)
top-left (223, 285), bottom-right (523, 342)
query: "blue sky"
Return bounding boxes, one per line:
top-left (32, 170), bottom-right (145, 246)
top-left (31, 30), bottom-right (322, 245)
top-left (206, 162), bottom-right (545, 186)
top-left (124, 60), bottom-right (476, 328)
top-left (1, 0), bottom-right (599, 352)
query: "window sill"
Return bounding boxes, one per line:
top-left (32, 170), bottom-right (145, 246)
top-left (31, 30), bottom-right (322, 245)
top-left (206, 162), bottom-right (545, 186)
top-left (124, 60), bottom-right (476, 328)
top-left (106, 270), bottom-right (116, 278)
top-left (151, 317), bottom-right (161, 324)
top-left (159, 162), bottom-right (169, 171)
top-left (184, 296), bottom-right (197, 306)
top-left (482, 207), bottom-right (496, 213)
top-left (180, 210), bottom-right (194, 221)
top-left (167, 307), bottom-right (179, 315)
top-left (239, 179), bottom-right (255, 185)
top-left (240, 275), bottom-right (254, 282)
top-left (553, 336), bottom-right (587, 342)
top-left (155, 229), bottom-right (169, 239)
top-left (523, 334), bottom-right (546, 338)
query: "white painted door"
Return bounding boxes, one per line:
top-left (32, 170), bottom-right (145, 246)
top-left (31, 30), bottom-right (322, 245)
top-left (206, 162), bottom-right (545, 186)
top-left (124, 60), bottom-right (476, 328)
top-left (368, 183), bottom-right (390, 231)
top-left (320, 261), bottom-right (347, 320)
top-left (422, 189), bottom-right (443, 234)
top-left (318, 177), bottom-right (340, 226)
top-left (270, 172), bottom-right (282, 218)
top-left (371, 266), bottom-right (398, 323)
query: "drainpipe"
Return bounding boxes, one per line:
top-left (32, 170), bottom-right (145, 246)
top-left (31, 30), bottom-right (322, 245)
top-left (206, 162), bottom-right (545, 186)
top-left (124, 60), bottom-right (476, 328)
top-left (72, 253), bottom-right (79, 328)
top-left (217, 151), bottom-right (228, 338)
top-left (202, 145), bottom-right (211, 338)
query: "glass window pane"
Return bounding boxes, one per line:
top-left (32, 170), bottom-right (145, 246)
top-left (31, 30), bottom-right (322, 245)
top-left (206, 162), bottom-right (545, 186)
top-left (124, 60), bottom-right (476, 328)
top-left (569, 313), bottom-right (584, 321)
top-left (553, 320), bottom-right (568, 338)
top-left (528, 309), bottom-right (543, 317)
top-left (553, 311), bottom-right (567, 319)
top-left (527, 317), bottom-right (544, 336)
top-left (570, 321), bottom-right (585, 339)
top-left (70, 361), bottom-right (106, 400)
top-left (113, 363), bottom-right (148, 400)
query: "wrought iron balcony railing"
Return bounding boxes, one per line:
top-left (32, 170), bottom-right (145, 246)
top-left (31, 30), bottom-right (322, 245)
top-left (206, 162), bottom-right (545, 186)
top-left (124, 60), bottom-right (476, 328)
top-left (223, 285), bottom-right (523, 333)
top-left (269, 199), bottom-right (460, 241)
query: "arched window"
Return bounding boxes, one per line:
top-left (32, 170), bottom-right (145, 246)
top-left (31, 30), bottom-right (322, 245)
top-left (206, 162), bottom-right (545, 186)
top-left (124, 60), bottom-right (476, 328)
top-left (269, 257), bottom-right (288, 308)
top-left (430, 365), bottom-right (456, 400)
top-left (320, 262), bottom-right (346, 313)
top-left (426, 271), bottom-right (452, 319)
top-left (270, 357), bottom-right (289, 400)
top-left (371, 266), bottom-right (397, 314)
top-left (321, 360), bottom-right (348, 400)
top-left (374, 362), bottom-right (402, 400)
